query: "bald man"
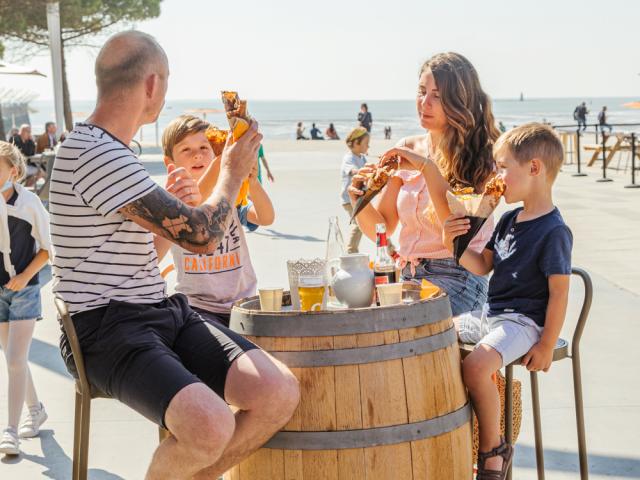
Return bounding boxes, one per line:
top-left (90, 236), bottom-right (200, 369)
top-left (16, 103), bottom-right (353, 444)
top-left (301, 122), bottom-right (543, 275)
top-left (50, 31), bottom-right (299, 479)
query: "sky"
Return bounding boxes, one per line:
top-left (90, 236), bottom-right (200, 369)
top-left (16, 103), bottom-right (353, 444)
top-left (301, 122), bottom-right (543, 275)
top-left (4, 0), bottom-right (640, 101)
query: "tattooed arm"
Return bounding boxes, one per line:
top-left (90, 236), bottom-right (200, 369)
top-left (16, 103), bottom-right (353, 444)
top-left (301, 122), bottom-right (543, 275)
top-left (121, 121), bottom-right (263, 254)
top-left (120, 186), bottom-right (234, 255)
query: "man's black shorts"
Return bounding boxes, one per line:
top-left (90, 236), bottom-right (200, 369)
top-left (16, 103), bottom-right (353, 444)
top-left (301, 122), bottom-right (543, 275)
top-left (61, 294), bottom-right (258, 428)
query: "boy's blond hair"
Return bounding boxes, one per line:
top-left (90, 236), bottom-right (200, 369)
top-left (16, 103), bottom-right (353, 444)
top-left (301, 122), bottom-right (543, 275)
top-left (162, 114), bottom-right (210, 159)
top-left (0, 141), bottom-right (26, 182)
top-left (345, 127), bottom-right (369, 148)
top-left (494, 123), bottom-right (564, 179)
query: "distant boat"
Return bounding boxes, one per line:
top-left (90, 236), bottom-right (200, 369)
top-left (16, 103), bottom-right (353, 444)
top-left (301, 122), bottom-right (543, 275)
top-left (520, 92), bottom-right (524, 101)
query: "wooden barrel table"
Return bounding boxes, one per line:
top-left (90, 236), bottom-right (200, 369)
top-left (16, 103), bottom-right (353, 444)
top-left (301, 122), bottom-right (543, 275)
top-left (225, 293), bottom-right (472, 480)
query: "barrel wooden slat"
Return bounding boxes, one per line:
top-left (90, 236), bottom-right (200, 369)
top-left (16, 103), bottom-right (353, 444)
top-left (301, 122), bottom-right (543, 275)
top-left (224, 295), bottom-right (472, 480)
top-left (338, 448), bottom-right (366, 479)
top-left (334, 334), bottom-right (366, 479)
top-left (365, 444), bottom-right (414, 480)
top-left (284, 450), bottom-right (304, 479)
top-left (303, 450), bottom-right (338, 480)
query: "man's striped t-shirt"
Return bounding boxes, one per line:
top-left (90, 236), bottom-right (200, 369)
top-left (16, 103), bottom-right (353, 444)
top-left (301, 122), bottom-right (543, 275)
top-left (50, 123), bottom-right (166, 315)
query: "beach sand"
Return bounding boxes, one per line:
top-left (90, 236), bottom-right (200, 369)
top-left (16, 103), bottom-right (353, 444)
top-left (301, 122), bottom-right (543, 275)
top-left (0, 138), bottom-right (638, 479)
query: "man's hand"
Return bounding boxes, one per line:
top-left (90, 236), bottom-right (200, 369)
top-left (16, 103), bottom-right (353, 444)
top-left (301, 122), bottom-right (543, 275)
top-left (165, 165), bottom-right (202, 207)
top-left (521, 342), bottom-right (555, 372)
top-left (220, 120), bottom-right (263, 182)
top-left (442, 214), bottom-right (470, 253)
top-left (5, 272), bottom-right (30, 291)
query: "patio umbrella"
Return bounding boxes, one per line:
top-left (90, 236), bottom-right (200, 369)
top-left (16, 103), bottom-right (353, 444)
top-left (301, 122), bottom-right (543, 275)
top-left (185, 107), bottom-right (224, 120)
top-left (0, 61), bottom-right (46, 77)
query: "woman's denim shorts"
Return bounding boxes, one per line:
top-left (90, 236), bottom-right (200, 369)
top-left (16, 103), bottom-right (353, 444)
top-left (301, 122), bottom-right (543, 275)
top-left (0, 284), bottom-right (42, 322)
top-left (402, 258), bottom-right (488, 317)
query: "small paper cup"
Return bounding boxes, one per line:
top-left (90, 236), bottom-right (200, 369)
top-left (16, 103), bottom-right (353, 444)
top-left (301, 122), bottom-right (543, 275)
top-left (258, 288), bottom-right (284, 312)
top-left (376, 282), bottom-right (403, 306)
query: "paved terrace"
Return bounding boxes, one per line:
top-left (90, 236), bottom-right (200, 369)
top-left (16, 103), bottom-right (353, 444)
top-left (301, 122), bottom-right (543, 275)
top-left (1, 139), bottom-right (638, 479)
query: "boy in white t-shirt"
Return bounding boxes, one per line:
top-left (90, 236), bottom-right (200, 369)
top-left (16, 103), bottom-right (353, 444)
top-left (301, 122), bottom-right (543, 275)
top-left (155, 115), bottom-right (275, 326)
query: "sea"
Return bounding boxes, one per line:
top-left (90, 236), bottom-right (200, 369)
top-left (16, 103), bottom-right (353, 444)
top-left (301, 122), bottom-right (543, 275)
top-left (25, 96), bottom-right (640, 141)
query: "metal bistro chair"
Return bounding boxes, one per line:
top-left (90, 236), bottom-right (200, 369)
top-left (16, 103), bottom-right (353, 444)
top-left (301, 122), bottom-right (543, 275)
top-left (460, 267), bottom-right (593, 480)
top-left (54, 298), bottom-right (171, 480)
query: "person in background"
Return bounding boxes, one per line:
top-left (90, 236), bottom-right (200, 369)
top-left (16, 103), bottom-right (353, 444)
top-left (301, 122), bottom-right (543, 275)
top-left (598, 106), bottom-right (612, 134)
top-left (0, 142), bottom-right (51, 456)
top-left (498, 121), bottom-right (506, 133)
top-left (36, 122), bottom-right (57, 153)
top-left (326, 123), bottom-right (339, 140)
top-left (358, 103), bottom-right (372, 133)
top-left (310, 123), bottom-right (324, 140)
top-left (340, 127), bottom-right (369, 253)
top-left (257, 144), bottom-right (275, 183)
top-left (384, 126), bottom-right (392, 139)
top-left (296, 122), bottom-right (308, 140)
top-left (6, 129), bottom-right (18, 142)
top-left (10, 125), bottom-right (35, 158)
top-left (573, 102), bottom-right (588, 132)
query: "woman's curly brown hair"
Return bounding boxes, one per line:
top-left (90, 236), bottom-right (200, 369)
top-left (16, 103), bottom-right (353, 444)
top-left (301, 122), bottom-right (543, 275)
top-left (421, 52), bottom-right (499, 191)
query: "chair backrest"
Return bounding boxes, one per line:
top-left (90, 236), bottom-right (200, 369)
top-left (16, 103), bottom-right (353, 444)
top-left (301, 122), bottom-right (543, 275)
top-left (54, 297), bottom-right (92, 396)
top-left (571, 267), bottom-right (593, 352)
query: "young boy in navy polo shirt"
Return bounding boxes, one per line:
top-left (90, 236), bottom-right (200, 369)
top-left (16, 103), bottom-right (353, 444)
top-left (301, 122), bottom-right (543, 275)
top-left (443, 123), bottom-right (572, 479)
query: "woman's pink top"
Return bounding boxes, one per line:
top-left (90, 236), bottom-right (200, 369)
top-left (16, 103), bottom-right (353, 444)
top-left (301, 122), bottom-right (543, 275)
top-left (395, 169), bottom-right (494, 273)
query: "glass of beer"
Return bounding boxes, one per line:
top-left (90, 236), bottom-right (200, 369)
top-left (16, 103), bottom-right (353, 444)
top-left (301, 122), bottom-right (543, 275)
top-left (298, 275), bottom-right (325, 312)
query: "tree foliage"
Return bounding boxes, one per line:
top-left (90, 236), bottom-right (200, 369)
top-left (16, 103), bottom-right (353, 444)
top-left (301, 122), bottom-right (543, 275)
top-left (0, 0), bottom-right (162, 130)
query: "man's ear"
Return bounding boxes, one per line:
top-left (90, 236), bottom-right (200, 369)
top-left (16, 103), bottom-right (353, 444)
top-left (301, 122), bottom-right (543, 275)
top-left (530, 158), bottom-right (543, 177)
top-left (163, 156), bottom-right (173, 169)
top-left (145, 73), bottom-right (158, 99)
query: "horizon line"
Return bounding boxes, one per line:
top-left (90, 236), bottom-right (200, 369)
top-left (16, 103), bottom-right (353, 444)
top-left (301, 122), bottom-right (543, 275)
top-left (31, 94), bottom-right (640, 103)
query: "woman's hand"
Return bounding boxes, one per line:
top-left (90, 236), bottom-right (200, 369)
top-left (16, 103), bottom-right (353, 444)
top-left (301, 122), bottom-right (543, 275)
top-left (165, 165), bottom-right (202, 207)
top-left (381, 146), bottom-right (428, 171)
top-left (347, 164), bottom-right (376, 201)
top-left (5, 272), bottom-right (29, 291)
top-left (442, 214), bottom-right (470, 252)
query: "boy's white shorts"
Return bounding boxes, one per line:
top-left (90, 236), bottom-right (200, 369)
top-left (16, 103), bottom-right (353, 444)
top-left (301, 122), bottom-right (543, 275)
top-left (455, 305), bottom-right (543, 367)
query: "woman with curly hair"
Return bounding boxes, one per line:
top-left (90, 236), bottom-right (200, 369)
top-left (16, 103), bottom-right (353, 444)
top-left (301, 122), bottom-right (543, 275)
top-left (349, 52), bottom-right (500, 316)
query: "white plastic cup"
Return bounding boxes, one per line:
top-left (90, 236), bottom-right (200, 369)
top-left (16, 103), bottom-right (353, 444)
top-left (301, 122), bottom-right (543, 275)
top-left (258, 288), bottom-right (284, 312)
top-left (376, 282), bottom-right (403, 306)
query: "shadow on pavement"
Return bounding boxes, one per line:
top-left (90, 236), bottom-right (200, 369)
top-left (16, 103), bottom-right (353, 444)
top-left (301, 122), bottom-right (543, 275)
top-left (515, 444), bottom-right (640, 477)
top-left (2, 430), bottom-right (124, 480)
top-left (29, 338), bottom-right (72, 380)
top-left (252, 228), bottom-right (323, 242)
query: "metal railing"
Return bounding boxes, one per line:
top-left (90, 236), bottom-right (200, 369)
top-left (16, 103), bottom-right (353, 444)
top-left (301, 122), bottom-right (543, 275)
top-left (552, 122), bottom-right (640, 188)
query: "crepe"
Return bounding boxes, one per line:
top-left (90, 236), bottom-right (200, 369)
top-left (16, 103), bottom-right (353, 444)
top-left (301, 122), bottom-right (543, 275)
top-left (221, 91), bottom-right (251, 140)
top-left (221, 91), bottom-right (253, 206)
top-left (446, 176), bottom-right (506, 262)
top-left (350, 155), bottom-right (400, 222)
top-left (205, 126), bottom-right (228, 157)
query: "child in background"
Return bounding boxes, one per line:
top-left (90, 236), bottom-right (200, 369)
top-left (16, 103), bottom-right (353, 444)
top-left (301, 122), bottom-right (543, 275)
top-left (443, 124), bottom-right (572, 479)
top-left (0, 142), bottom-right (51, 455)
top-left (155, 115), bottom-right (274, 326)
top-left (340, 127), bottom-right (369, 253)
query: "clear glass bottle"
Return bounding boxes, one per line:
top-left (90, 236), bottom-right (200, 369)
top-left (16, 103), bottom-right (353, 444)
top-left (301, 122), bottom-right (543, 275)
top-left (325, 216), bottom-right (346, 303)
top-left (373, 223), bottom-right (396, 304)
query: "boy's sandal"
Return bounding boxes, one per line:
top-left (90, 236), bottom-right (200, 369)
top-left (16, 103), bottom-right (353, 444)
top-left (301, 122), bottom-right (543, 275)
top-left (476, 436), bottom-right (514, 480)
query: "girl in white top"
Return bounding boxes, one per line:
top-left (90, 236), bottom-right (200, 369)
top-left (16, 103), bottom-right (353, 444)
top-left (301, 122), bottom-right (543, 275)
top-left (154, 115), bottom-right (275, 326)
top-left (0, 142), bottom-right (51, 455)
